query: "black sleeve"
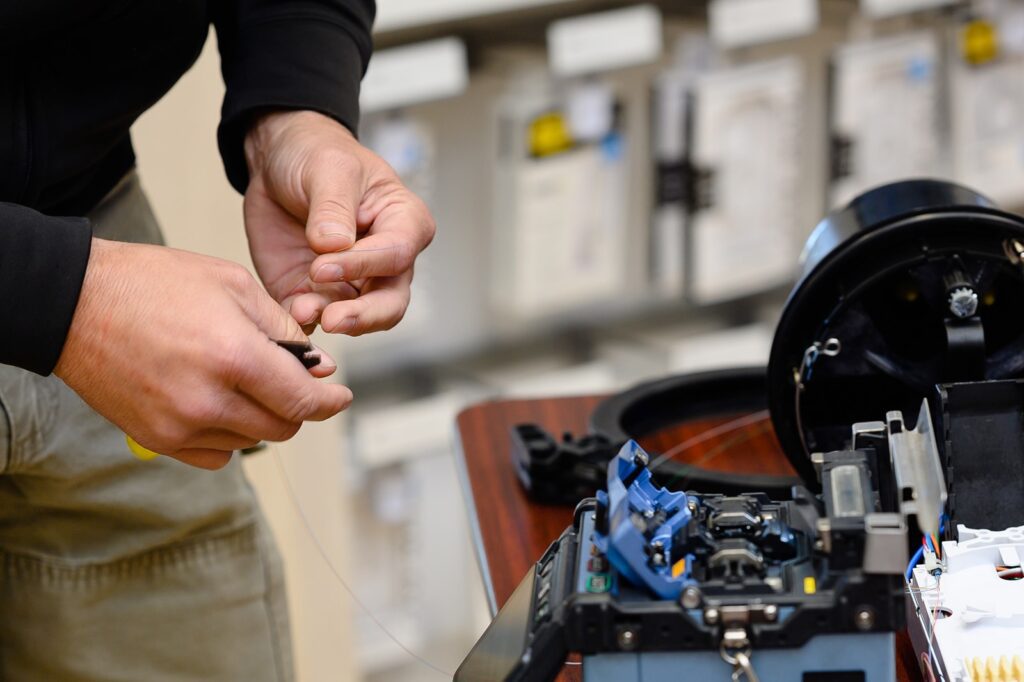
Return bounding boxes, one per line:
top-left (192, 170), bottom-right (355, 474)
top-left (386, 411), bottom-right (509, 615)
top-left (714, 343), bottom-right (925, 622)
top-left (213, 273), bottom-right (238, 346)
top-left (211, 0), bottom-right (376, 194)
top-left (0, 203), bottom-right (92, 376)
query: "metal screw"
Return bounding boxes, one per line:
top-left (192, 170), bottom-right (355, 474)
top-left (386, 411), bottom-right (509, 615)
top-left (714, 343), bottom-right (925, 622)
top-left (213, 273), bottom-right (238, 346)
top-left (813, 539), bottom-right (825, 551)
top-left (949, 287), bottom-right (979, 318)
top-left (1004, 238), bottom-right (1024, 264)
top-left (633, 450), bottom-right (649, 467)
top-left (854, 607), bottom-right (875, 631)
top-left (704, 608), bottom-right (720, 625)
top-left (763, 604), bottom-right (778, 622)
top-left (617, 629), bottom-right (637, 650)
top-left (650, 540), bottom-right (665, 566)
top-left (681, 587), bottom-right (702, 610)
top-left (687, 499), bottom-right (698, 515)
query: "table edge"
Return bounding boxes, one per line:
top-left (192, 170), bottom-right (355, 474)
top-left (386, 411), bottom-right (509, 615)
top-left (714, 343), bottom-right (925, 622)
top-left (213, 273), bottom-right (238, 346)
top-left (452, 419), bottom-right (499, 616)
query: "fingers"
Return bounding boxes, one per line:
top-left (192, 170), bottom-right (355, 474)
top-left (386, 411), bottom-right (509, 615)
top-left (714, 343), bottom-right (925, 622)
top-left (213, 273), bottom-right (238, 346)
top-left (223, 265), bottom-right (352, 422)
top-left (310, 237), bottom-right (417, 284)
top-left (136, 390), bottom-right (305, 451)
top-left (202, 394), bottom-right (306, 442)
top-left (168, 449), bottom-right (234, 470)
top-left (304, 155), bottom-right (363, 253)
top-left (308, 195), bottom-right (435, 284)
top-left (176, 429), bottom-right (262, 453)
top-left (306, 344), bottom-right (339, 379)
top-left (321, 272), bottom-right (412, 336)
top-left (234, 337), bottom-right (353, 422)
top-left (287, 283), bottom-right (361, 331)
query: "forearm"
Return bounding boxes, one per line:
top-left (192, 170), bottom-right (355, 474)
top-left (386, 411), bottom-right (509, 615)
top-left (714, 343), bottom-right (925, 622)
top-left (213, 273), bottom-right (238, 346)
top-left (0, 203), bottom-right (92, 375)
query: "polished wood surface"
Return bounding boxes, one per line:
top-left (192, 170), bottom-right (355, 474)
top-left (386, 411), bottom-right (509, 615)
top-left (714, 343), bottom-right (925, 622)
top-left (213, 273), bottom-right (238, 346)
top-left (456, 394), bottom-right (922, 682)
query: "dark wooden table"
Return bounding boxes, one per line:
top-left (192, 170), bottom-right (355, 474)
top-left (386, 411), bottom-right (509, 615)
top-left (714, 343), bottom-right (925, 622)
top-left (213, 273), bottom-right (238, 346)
top-left (455, 394), bottom-right (921, 681)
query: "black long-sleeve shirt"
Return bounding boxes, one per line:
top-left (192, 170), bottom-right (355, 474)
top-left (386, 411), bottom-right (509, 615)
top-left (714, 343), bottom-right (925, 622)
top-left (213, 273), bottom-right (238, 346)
top-left (0, 0), bottom-right (374, 374)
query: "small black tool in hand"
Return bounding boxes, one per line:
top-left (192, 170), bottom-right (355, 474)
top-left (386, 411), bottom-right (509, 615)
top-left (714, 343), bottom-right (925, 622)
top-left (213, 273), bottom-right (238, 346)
top-left (274, 339), bottom-right (322, 369)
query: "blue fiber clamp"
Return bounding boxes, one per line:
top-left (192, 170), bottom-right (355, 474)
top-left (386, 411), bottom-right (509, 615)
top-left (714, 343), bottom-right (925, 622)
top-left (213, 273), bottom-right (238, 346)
top-left (592, 441), bottom-right (695, 600)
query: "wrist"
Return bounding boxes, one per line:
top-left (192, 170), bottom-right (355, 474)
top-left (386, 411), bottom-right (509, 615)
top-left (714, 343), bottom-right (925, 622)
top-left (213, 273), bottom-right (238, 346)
top-left (54, 238), bottom-right (121, 382)
top-left (243, 110), bottom-right (355, 178)
top-left (244, 110), bottom-right (311, 177)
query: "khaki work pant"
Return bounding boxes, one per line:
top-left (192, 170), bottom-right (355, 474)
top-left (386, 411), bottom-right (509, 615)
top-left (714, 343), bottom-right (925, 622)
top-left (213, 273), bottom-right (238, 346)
top-left (0, 172), bottom-right (294, 681)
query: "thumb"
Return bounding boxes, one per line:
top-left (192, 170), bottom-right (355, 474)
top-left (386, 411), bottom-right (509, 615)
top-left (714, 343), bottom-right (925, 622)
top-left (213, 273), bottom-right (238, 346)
top-left (304, 161), bottom-right (362, 254)
top-left (241, 285), bottom-right (338, 376)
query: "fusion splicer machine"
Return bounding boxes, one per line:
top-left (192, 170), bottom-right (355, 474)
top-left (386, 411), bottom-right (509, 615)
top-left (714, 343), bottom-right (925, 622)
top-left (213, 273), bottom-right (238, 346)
top-left (457, 181), bottom-right (1024, 682)
top-left (456, 409), bottom-right (937, 681)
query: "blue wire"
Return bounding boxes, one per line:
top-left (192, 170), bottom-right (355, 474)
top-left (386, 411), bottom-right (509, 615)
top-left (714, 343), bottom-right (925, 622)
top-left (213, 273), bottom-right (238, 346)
top-left (907, 513), bottom-right (946, 583)
top-left (906, 545), bottom-right (925, 582)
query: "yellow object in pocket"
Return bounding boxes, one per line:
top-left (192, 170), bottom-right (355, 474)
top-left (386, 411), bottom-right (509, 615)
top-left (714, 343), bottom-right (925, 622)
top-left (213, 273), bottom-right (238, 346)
top-left (126, 435), bottom-right (161, 461)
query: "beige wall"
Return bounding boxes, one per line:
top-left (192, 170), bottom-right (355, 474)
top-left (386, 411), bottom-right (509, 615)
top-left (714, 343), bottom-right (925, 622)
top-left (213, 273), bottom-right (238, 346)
top-left (132, 33), bottom-right (357, 682)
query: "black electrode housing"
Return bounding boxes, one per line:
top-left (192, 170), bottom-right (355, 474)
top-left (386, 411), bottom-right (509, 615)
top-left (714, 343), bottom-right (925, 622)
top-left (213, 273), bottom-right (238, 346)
top-left (768, 179), bottom-right (1024, 487)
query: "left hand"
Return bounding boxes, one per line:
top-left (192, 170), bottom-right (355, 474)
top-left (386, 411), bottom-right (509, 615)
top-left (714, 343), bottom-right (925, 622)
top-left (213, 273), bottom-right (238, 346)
top-left (243, 110), bottom-right (435, 335)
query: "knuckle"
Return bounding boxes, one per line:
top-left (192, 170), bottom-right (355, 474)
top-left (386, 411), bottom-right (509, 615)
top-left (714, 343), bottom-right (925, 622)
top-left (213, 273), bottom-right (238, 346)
top-left (384, 299), bottom-right (410, 332)
top-left (282, 390), bottom-right (317, 422)
top-left (390, 241), bottom-right (416, 273)
top-left (218, 339), bottom-right (252, 384)
top-left (220, 261), bottom-right (256, 292)
top-left (314, 196), bottom-right (355, 221)
top-left (417, 200), bottom-right (437, 244)
top-left (180, 398), bottom-right (214, 426)
top-left (423, 217), bottom-right (437, 246)
top-left (150, 418), bottom-right (188, 451)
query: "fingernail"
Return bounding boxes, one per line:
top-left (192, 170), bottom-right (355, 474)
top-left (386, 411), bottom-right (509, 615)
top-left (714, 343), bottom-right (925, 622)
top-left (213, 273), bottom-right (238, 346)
top-left (316, 346), bottom-right (337, 370)
top-left (331, 317), bottom-right (356, 333)
top-left (314, 264), bottom-right (344, 282)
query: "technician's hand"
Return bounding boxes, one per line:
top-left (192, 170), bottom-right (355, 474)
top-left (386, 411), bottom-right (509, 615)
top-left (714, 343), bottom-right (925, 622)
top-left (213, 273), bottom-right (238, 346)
top-left (242, 110), bottom-right (435, 335)
top-left (54, 238), bottom-right (352, 470)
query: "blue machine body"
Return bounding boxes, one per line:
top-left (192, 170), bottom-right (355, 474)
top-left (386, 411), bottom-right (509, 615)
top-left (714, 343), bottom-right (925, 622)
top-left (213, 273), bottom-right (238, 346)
top-left (592, 441), bottom-right (695, 600)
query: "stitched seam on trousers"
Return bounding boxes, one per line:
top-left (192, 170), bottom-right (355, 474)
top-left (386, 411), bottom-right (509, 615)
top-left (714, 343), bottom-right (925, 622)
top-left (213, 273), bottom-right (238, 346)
top-left (0, 521), bottom-right (259, 586)
top-left (256, 520), bottom-right (288, 682)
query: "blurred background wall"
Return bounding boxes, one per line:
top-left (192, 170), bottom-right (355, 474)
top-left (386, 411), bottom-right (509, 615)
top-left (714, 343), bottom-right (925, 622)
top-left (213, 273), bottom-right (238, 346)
top-left (131, 1), bottom-right (1024, 680)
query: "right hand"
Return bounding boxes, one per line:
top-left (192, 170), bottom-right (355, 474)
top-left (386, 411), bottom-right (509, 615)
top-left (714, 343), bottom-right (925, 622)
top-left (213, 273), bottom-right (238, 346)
top-left (54, 238), bottom-right (352, 470)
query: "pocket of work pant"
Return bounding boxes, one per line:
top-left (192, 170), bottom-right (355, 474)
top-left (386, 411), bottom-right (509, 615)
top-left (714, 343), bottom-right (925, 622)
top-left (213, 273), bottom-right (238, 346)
top-left (0, 520), bottom-right (293, 682)
top-left (0, 364), bottom-right (60, 475)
